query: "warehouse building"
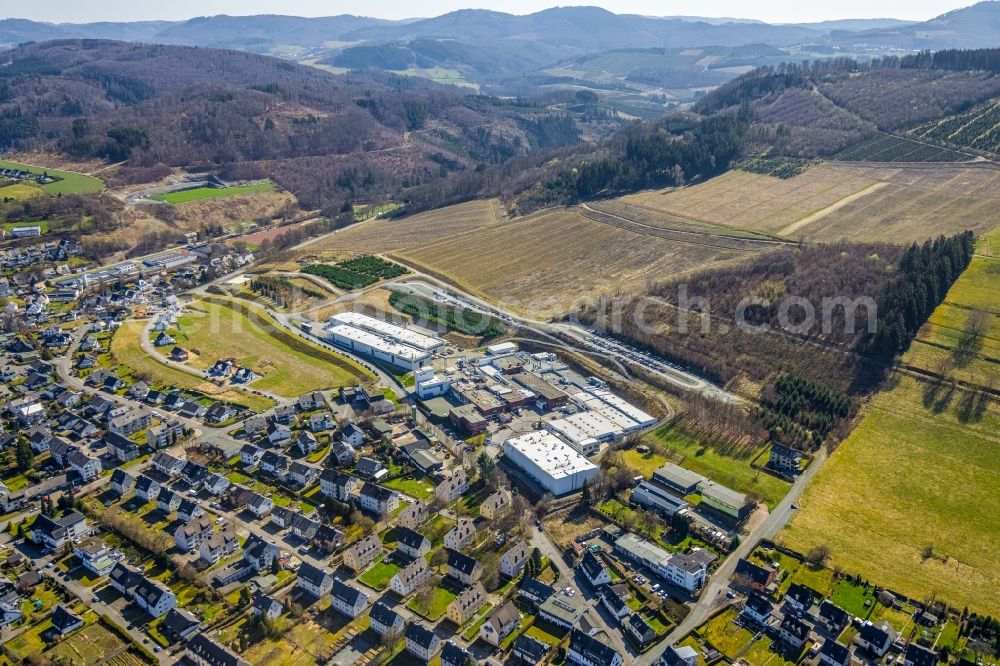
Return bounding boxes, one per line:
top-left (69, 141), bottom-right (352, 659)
top-left (502, 431), bottom-right (599, 496)
top-left (324, 312), bottom-right (445, 370)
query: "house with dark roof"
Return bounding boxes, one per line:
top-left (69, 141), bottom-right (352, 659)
top-left (369, 601), bottom-right (404, 639)
top-left (580, 549), bottom-right (612, 587)
top-left (110, 468), bottom-right (135, 496)
top-left (313, 524), bottom-right (345, 552)
top-left (178, 499), bottom-right (204, 522)
top-left (446, 582), bottom-right (487, 626)
top-left (160, 607), bottom-right (201, 642)
top-left (446, 548), bottom-right (482, 586)
top-left (743, 592), bottom-right (773, 625)
top-left (513, 633), bottom-right (551, 664)
top-left (294, 431), bottom-right (319, 455)
top-left (405, 622), bottom-right (441, 662)
top-left (359, 482), bottom-right (398, 517)
top-left (396, 527), bottom-right (431, 559)
top-left (734, 558), bottom-right (776, 592)
top-left (297, 562), bottom-right (334, 599)
top-left (779, 615), bottom-right (812, 650)
top-left (819, 640), bottom-right (853, 666)
top-left (331, 580), bottom-right (368, 618)
top-left (343, 533), bottom-right (381, 572)
top-left (319, 469), bottom-right (361, 501)
top-left (50, 604), bottom-right (84, 635)
top-left (390, 557), bottom-right (432, 597)
top-left (904, 643), bottom-right (939, 666)
top-left (356, 456), bottom-right (387, 480)
top-left (569, 627), bottom-right (624, 666)
top-left (598, 584), bottom-right (630, 620)
top-left (242, 535), bottom-right (280, 572)
top-left (519, 578), bottom-right (555, 606)
top-left (186, 632), bottom-right (251, 666)
top-left (135, 474), bottom-right (160, 502)
top-left (31, 511), bottom-right (89, 550)
top-left (441, 640), bottom-right (473, 666)
top-left (625, 612), bottom-right (658, 646)
top-left (157, 487), bottom-right (182, 513)
top-left (785, 583), bottom-right (820, 615)
top-left (856, 621), bottom-right (896, 657)
top-left (288, 461), bottom-right (319, 487)
top-left (291, 514), bottom-right (320, 541)
top-left (818, 600), bottom-right (852, 635)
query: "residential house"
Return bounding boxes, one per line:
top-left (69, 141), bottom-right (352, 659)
top-left (243, 535), bottom-right (281, 572)
top-left (239, 444), bottom-right (264, 467)
top-left (203, 473), bottom-right (230, 495)
top-left (818, 600), bottom-right (852, 636)
top-left (359, 482), bottom-right (399, 517)
top-left (178, 499), bottom-right (204, 523)
top-left (626, 612), bottom-right (658, 646)
top-left (904, 643), bottom-right (939, 666)
top-left (479, 601), bottom-right (520, 646)
top-left (313, 524), bottom-right (345, 552)
top-left (0, 583), bottom-right (23, 629)
top-left (174, 517), bottom-right (215, 553)
top-left (135, 474), bottom-right (160, 502)
top-left (243, 416), bottom-right (267, 437)
top-left (661, 645), bottom-right (699, 666)
top-left (330, 580), bottom-right (368, 618)
top-left (320, 469), bottom-right (361, 501)
top-left (598, 585), bottom-right (630, 621)
top-left (288, 461), bottom-right (319, 487)
top-left (294, 431), bottom-right (319, 455)
top-left (500, 539), bottom-right (530, 579)
top-left (445, 582), bottom-right (487, 626)
top-left (446, 549), bottom-right (483, 586)
top-left (272, 404), bottom-right (295, 424)
top-left (444, 518), bottom-right (476, 551)
top-left (441, 641), bottom-right (473, 666)
top-left (480, 488), bottom-right (512, 520)
top-left (72, 537), bottom-right (116, 577)
top-left (186, 632), bottom-right (251, 666)
top-left (110, 469), bottom-right (135, 496)
top-left (253, 594), bottom-right (282, 621)
top-left (396, 527), bottom-right (431, 559)
top-left (152, 451), bottom-right (186, 477)
top-left (768, 443), bottom-right (804, 474)
top-left (580, 550), bottom-right (612, 587)
top-left (435, 468), bottom-right (469, 504)
top-left (734, 558), bottom-right (776, 592)
top-left (109, 562), bottom-right (178, 617)
top-left (297, 391), bottom-right (326, 411)
top-left (513, 634), bottom-right (550, 664)
top-left (819, 640), bottom-right (853, 666)
top-left (661, 553), bottom-right (707, 592)
top-left (343, 534), bottom-right (382, 572)
top-left (297, 562), bottom-right (334, 598)
top-left (147, 421), bottom-right (185, 449)
top-left (270, 506), bottom-right (297, 529)
top-left (779, 615), bottom-right (812, 650)
top-left (785, 583), bottom-right (820, 615)
top-left (370, 601), bottom-right (404, 639)
top-left (309, 411), bottom-right (334, 432)
top-left (260, 450), bottom-right (290, 477)
top-left (31, 512), bottom-right (89, 550)
top-left (200, 526), bottom-right (239, 564)
top-left (405, 622), bottom-right (441, 663)
top-left (69, 450), bottom-right (101, 481)
top-left (569, 628), bottom-right (624, 666)
top-left (341, 422), bottom-right (364, 446)
top-left (50, 605), bottom-right (84, 636)
top-left (246, 492), bottom-right (273, 519)
top-left (743, 593), bottom-right (774, 625)
top-left (291, 514), bottom-right (320, 541)
top-left (266, 421), bottom-right (292, 445)
top-left (356, 456), bottom-right (387, 480)
top-left (105, 432), bottom-right (139, 463)
top-left (109, 408), bottom-right (152, 436)
top-left (390, 557), bottom-right (432, 597)
top-left (157, 488), bottom-right (182, 514)
top-left (397, 501), bottom-right (429, 530)
top-left (205, 403), bottom-right (235, 425)
top-left (855, 621), bottom-right (896, 657)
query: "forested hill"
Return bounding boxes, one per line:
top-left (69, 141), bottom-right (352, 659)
top-left (0, 40), bottom-right (585, 211)
top-left (447, 49), bottom-right (1000, 214)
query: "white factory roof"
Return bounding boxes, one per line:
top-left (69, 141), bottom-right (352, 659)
top-left (504, 431), bottom-right (598, 481)
top-left (325, 324), bottom-right (426, 362)
top-left (329, 312), bottom-right (442, 351)
top-left (546, 410), bottom-right (619, 444)
top-left (586, 388), bottom-right (657, 426)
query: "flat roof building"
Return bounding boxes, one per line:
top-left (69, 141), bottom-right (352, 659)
top-left (503, 430), bottom-right (599, 496)
top-left (652, 463), bottom-right (707, 496)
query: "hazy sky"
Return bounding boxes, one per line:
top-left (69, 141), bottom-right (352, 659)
top-left (3, 0), bottom-right (976, 24)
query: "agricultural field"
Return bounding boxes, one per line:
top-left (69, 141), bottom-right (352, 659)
top-left (642, 425), bottom-right (790, 509)
top-left (44, 622), bottom-right (127, 666)
top-left (391, 207), bottom-right (739, 318)
top-left (150, 181), bottom-right (275, 204)
top-left (0, 159), bottom-right (104, 195)
top-left (169, 298), bottom-right (375, 396)
top-left (836, 134), bottom-right (972, 162)
top-left (610, 162), bottom-right (1000, 244)
top-left (241, 619), bottom-right (339, 666)
top-left (110, 320), bottom-right (273, 411)
top-left (308, 198), bottom-right (502, 255)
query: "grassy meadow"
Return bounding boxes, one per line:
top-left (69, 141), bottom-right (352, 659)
top-left (150, 181), bottom-right (275, 204)
top-left (0, 159), bottom-right (104, 195)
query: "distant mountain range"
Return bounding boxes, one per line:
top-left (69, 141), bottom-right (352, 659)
top-left (2, 3), bottom-right (999, 106)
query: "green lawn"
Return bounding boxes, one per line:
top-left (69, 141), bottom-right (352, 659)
top-left (2, 220), bottom-right (50, 234)
top-left (358, 557), bottom-right (402, 591)
top-left (150, 182), bottom-right (275, 204)
top-left (172, 298), bottom-right (374, 397)
top-left (643, 424), bottom-right (790, 508)
top-left (828, 579), bottom-right (876, 618)
top-left (406, 586), bottom-right (455, 621)
top-left (383, 475), bottom-right (434, 500)
top-left (700, 608), bottom-right (754, 658)
top-left (0, 159), bottom-right (104, 195)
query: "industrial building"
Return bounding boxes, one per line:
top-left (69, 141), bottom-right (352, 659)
top-left (502, 431), bottom-right (599, 496)
top-left (324, 312), bottom-right (445, 370)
